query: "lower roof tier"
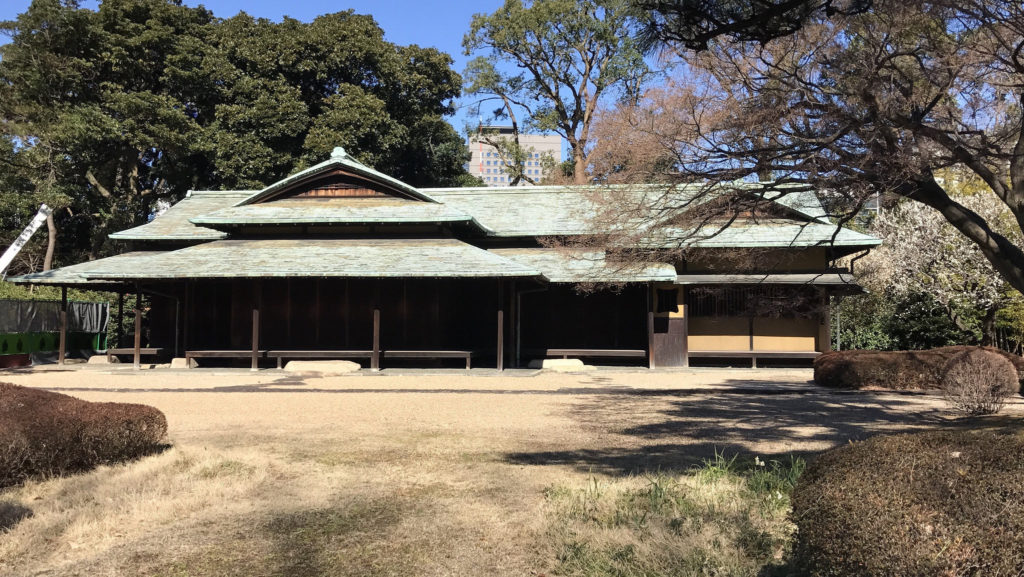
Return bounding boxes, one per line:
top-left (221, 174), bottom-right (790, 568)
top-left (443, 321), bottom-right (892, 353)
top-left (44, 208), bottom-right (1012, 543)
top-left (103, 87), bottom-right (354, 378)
top-left (13, 239), bottom-right (540, 282)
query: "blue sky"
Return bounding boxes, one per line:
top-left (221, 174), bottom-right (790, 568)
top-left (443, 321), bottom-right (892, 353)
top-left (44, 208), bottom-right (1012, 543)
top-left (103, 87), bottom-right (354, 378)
top-left (0, 0), bottom-right (510, 140)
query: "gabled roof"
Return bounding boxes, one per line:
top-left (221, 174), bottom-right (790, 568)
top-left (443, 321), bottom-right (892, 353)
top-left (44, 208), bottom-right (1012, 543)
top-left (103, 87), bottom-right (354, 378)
top-left (237, 147), bottom-right (441, 206)
top-left (424, 186), bottom-right (601, 236)
top-left (490, 248), bottom-right (676, 283)
top-left (190, 198), bottom-right (484, 229)
top-left (645, 221), bottom-right (881, 249)
top-left (66, 239), bottom-right (540, 280)
top-left (109, 191), bottom-right (255, 241)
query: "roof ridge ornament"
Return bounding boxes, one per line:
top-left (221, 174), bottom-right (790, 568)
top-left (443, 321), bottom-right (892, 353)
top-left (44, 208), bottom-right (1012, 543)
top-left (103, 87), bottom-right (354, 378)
top-left (331, 147), bottom-right (347, 159)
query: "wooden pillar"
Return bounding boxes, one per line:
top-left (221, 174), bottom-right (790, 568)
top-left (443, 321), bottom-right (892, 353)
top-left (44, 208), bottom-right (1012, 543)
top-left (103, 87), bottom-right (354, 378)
top-left (182, 281), bottom-right (190, 353)
top-left (497, 281), bottom-right (504, 371)
top-left (682, 302), bottom-right (690, 368)
top-left (133, 288), bottom-right (142, 370)
top-left (647, 283), bottom-right (655, 369)
top-left (251, 282), bottom-right (261, 371)
top-left (58, 287), bottom-right (67, 365)
top-left (748, 316), bottom-right (755, 368)
top-left (509, 281), bottom-right (517, 368)
top-left (371, 308), bottom-right (381, 370)
top-left (116, 292), bottom-right (124, 348)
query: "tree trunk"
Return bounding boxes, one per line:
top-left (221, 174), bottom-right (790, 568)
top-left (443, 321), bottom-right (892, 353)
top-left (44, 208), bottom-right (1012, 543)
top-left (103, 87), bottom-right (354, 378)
top-left (42, 212), bottom-right (56, 271)
top-left (981, 307), bottom-right (997, 347)
top-left (573, 151), bottom-right (588, 184)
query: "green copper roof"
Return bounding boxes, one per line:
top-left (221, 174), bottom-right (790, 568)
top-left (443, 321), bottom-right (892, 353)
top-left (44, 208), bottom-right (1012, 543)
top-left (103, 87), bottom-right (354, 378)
top-left (424, 186), bottom-right (602, 236)
top-left (491, 248), bottom-right (676, 283)
top-left (190, 198), bottom-right (483, 229)
top-left (75, 239), bottom-right (540, 280)
top-left (110, 191), bottom-right (255, 241)
top-left (675, 273), bottom-right (858, 285)
top-left (238, 147), bottom-right (440, 206)
top-left (9, 252), bottom-right (168, 286)
top-left (645, 221), bottom-right (881, 249)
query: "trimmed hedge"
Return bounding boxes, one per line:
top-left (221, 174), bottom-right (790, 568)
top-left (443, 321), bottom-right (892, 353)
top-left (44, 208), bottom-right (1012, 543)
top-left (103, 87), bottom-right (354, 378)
top-left (791, 429), bottom-right (1024, 576)
top-left (0, 383), bottom-right (167, 488)
top-left (814, 346), bottom-right (1024, 391)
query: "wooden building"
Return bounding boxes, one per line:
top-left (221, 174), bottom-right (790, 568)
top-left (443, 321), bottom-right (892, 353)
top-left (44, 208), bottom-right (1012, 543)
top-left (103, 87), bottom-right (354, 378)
top-left (12, 148), bottom-right (880, 369)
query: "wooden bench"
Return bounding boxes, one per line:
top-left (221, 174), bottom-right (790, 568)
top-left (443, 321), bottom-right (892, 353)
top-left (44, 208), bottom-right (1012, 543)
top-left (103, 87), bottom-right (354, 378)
top-left (185, 350), bottom-right (267, 368)
top-left (267, 350), bottom-right (374, 369)
top-left (688, 350), bottom-right (821, 368)
top-left (107, 347), bottom-right (166, 362)
top-left (382, 350), bottom-right (477, 369)
top-left (531, 348), bottom-right (647, 360)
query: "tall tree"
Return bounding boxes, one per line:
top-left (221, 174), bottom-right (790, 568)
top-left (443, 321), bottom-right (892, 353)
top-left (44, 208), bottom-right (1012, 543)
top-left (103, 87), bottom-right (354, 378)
top-left (862, 191), bottom-right (1023, 345)
top-left (0, 0), bottom-right (474, 267)
top-left (633, 0), bottom-right (872, 51)
top-left (463, 0), bottom-right (649, 184)
top-left (594, 0), bottom-right (1024, 296)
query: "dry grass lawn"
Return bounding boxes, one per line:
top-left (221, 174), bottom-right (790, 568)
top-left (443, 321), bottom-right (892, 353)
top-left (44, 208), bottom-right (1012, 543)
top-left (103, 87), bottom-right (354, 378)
top-left (0, 367), bottom-right (1015, 576)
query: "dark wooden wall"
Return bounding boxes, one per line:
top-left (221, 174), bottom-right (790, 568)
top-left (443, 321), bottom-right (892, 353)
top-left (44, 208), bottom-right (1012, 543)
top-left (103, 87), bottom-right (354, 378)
top-left (177, 279), bottom-right (501, 352)
top-left (519, 285), bottom-right (646, 350)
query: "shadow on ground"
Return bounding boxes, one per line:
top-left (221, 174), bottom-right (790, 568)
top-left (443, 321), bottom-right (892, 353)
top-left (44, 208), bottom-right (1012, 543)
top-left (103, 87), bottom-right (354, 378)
top-left (506, 384), bottom-right (954, 475)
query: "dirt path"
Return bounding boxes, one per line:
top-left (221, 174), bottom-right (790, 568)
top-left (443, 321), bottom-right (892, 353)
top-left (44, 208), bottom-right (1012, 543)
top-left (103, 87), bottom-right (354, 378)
top-left (0, 367), bottom-right (1013, 576)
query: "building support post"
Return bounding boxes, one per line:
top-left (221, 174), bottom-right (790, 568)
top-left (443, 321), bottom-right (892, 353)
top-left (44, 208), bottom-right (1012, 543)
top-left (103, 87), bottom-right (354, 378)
top-left (681, 301), bottom-right (690, 368)
top-left (372, 308), bottom-right (381, 371)
top-left (182, 281), bottom-right (190, 354)
top-left (251, 282), bottom-right (261, 371)
top-left (647, 283), bottom-right (655, 369)
top-left (748, 316), bottom-right (756, 369)
top-left (59, 287), bottom-right (67, 365)
top-left (509, 281), bottom-right (517, 368)
top-left (133, 287), bottom-right (142, 370)
top-left (497, 281), bottom-right (504, 371)
top-left (116, 291), bottom-right (124, 348)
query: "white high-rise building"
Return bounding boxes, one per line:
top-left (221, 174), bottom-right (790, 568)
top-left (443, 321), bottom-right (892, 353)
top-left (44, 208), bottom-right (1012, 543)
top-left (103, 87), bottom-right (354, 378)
top-left (468, 126), bottom-right (562, 187)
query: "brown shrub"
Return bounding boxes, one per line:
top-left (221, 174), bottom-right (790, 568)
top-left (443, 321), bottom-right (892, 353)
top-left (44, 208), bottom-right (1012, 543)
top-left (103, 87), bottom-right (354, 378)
top-left (0, 383), bottom-right (167, 488)
top-left (790, 429), bottom-right (1024, 577)
top-left (942, 349), bottom-right (1019, 416)
top-left (814, 346), bottom-right (1024, 391)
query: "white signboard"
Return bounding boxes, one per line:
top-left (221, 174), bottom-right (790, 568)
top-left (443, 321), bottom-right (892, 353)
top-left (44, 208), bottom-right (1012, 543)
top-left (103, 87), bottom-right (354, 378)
top-left (0, 204), bottom-right (53, 278)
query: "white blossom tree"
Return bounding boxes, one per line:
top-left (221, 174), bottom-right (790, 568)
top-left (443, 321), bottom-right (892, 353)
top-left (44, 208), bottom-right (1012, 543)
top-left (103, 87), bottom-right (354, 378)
top-left (861, 190), bottom-right (1023, 344)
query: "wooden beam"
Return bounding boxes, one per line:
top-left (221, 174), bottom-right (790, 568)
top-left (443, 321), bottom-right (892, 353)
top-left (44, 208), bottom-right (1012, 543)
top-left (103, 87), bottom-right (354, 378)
top-left (58, 287), bottom-right (67, 365)
top-left (133, 289), bottom-right (142, 370)
top-left (372, 308), bottom-right (381, 370)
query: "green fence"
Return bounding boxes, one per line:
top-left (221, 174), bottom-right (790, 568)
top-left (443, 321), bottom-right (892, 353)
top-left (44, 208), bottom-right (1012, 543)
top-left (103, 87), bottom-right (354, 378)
top-left (0, 331), bottom-right (107, 356)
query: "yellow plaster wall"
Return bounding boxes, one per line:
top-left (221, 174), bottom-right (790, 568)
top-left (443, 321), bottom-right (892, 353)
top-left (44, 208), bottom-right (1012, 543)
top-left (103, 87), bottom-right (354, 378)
top-left (688, 317), bottom-right (749, 351)
top-left (752, 318), bottom-right (818, 351)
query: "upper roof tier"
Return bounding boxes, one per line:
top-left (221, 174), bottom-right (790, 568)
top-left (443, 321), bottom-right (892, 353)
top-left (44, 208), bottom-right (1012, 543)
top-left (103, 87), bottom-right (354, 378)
top-left (106, 148), bottom-right (879, 251)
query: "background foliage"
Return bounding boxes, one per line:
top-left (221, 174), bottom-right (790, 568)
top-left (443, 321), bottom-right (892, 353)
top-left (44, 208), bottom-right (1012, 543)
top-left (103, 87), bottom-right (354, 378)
top-left (0, 0), bottom-right (475, 272)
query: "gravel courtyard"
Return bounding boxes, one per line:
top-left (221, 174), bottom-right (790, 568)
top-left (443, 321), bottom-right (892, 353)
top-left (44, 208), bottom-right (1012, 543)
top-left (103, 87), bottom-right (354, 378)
top-left (1, 366), bottom-right (1013, 576)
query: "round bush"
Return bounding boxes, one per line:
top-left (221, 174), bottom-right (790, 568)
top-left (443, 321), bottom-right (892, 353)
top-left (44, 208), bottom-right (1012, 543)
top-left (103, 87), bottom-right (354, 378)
top-left (814, 346), bottom-right (1024, 391)
top-left (942, 348), bottom-right (1019, 416)
top-left (0, 383), bottom-right (168, 487)
top-left (790, 429), bottom-right (1024, 576)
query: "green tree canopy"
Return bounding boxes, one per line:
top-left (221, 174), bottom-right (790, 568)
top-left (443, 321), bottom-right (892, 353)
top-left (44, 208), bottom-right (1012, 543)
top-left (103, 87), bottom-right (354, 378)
top-left (463, 0), bottom-right (649, 184)
top-left (0, 0), bottom-right (472, 265)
